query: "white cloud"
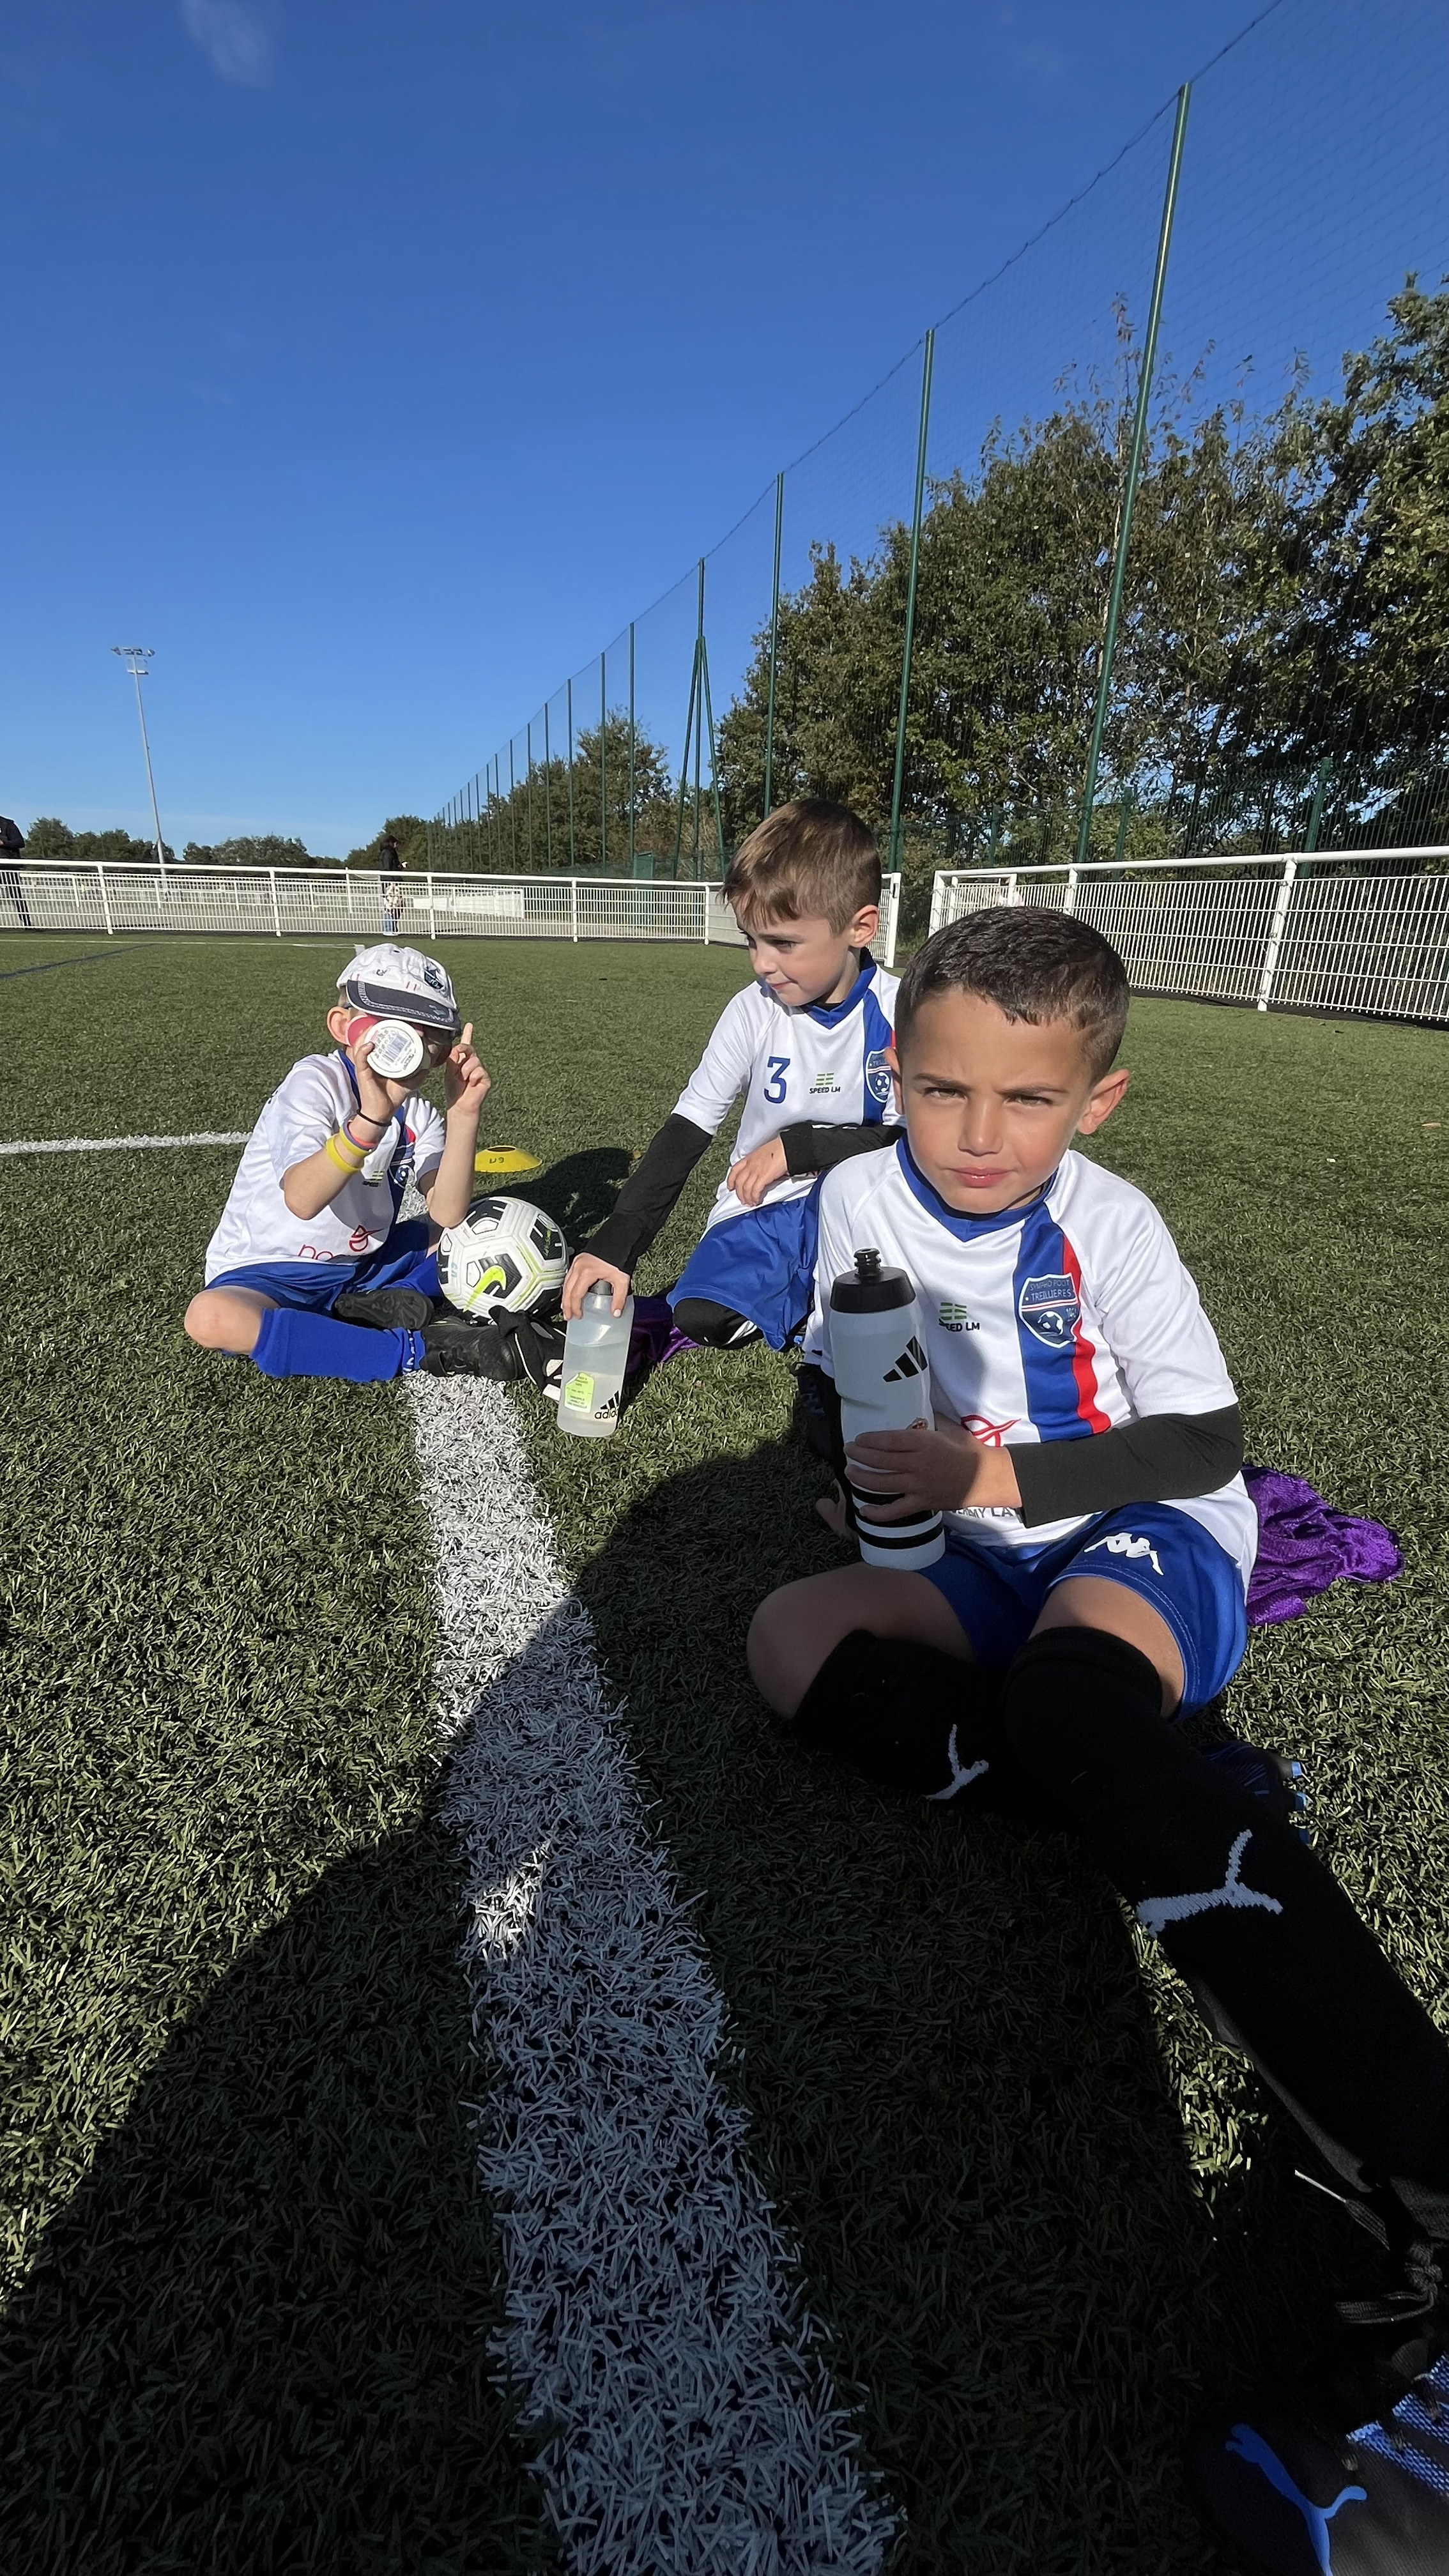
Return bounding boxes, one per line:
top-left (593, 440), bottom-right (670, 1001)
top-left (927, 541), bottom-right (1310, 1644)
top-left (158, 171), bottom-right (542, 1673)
top-left (180, 0), bottom-right (273, 88)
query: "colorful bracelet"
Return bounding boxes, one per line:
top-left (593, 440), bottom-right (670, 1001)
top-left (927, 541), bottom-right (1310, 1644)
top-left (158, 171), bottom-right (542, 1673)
top-left (344, 1116), bottom-right (385, 1151)
top-left (325, 1130), bottom-right (367, 1176)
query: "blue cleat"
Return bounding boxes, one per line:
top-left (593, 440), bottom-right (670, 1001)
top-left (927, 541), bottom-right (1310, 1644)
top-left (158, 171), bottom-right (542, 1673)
top-left (1203, 1736), bottom-right (1310, 1839)
top-left (1193, 2211), bottom-right (1448, 2572)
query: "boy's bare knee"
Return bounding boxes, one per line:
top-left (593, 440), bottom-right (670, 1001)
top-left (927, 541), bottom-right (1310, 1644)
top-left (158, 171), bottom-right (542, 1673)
top-left (184, 1291), bottom-right (224, 1349)
top-left (185, 1287), bottom-right (269, 1357)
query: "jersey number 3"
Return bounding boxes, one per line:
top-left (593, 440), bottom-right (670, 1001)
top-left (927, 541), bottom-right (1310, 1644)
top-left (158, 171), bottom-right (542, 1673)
top-left (763, 1055), bottom-right (790, 1104)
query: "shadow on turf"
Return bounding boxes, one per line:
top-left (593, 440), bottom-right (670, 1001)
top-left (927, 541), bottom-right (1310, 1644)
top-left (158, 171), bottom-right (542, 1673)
top-left (560, 1423), bottom-right (1365, 2575)
top-left (495, 1146), bottom-right (633, 1246)
top-left (0, 1821), bottom-right (552, 2576)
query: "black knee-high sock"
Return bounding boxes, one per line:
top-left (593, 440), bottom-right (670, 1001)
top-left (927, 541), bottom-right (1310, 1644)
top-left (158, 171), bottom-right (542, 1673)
top-left (1000, 1627), bottom-right (1449, 2194)
top-left (790, 1630), bottom-right (1048, 1820)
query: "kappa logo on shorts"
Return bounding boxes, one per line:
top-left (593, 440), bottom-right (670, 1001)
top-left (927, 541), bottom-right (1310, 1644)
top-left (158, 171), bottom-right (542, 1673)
top-left (1018, 1271), bottom-right (1080, 1348)
top-left (1082, 1531), bottom-right (1165, 1577)
top-left (864, 1047), bottom-right (893, 1105)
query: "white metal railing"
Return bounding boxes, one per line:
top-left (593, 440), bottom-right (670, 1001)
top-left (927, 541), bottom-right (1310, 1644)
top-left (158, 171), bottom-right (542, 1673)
top-left (928, 850), bottom-right (1449, 1023)
top-left (0, 864), bottom-right (902, 966)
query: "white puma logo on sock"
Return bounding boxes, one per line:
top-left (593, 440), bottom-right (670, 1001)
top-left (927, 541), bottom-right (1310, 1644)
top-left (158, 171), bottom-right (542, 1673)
top-left (1136, 1828), bottom-right (1284, 1939)
top-left (926, 1724), bottom-right (990, 1803)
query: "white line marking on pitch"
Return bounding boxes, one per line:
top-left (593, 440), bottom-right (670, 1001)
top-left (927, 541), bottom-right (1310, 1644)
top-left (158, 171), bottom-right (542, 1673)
top-left (0, 1132), bottom-right (249, 1156)
top-left (408, 1375), bottom-right (894, 2575)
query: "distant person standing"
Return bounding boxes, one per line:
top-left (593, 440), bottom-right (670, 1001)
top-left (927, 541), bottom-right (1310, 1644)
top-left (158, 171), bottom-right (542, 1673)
top-left (378, 834), bottom-right (408, 935)
top-left (0, 817), bottom-right (32, 928)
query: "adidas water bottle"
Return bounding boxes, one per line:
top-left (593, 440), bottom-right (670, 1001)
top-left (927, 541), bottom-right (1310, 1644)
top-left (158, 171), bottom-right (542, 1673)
top-left (557, 1281), bottom-right (634, 1440)
top-left (830, 1247), bottom-right (945, 1569)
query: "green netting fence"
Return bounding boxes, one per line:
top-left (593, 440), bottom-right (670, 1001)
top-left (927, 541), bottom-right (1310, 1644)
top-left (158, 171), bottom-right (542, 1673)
top-left (430, 0), bottom-right (1449, 947)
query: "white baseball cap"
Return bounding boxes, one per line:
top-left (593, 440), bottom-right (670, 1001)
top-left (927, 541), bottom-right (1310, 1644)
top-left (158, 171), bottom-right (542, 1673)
top-left (337, 942), bottom-right (461, 1032)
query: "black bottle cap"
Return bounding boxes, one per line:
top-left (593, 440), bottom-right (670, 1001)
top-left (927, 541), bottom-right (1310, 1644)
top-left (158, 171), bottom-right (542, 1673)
top-left (830, 1245), bottom-right (916, 1313)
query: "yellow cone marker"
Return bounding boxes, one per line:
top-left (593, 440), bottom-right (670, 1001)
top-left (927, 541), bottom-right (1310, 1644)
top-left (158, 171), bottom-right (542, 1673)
top-left (475, 1146), bottom-right (544, 1181)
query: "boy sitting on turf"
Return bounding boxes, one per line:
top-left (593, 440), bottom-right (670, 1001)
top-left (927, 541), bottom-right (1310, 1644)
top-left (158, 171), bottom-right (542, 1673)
top-left (186, 941), bottom-right (552, 1385)
top-left (560, 799), bottom-right (901, 1353)
top-left (749, 907), bottom-right (1449, 2575)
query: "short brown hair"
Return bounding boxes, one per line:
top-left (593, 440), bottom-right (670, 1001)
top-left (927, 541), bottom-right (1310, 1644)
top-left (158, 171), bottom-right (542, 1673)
top-left (896, 905), bottom-right (1130, 1078)
top-left (723, 799), bottom-right (880, 931)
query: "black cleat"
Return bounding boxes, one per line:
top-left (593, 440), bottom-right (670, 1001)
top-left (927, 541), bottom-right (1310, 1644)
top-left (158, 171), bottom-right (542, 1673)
top-left (333, 1285), bottom-right (436, 1331)
top-left (417, 1312), bottom-right (519, 1379)
top-left (1194, 2193), bottom-right (1449, 2573)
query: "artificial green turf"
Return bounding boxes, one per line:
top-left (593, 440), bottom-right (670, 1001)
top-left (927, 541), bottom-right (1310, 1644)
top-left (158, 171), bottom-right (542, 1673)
top-left (1, 931), bottom-right (1446, 2574)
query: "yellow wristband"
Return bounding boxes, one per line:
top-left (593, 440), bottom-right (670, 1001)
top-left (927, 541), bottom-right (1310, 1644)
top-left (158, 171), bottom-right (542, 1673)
top-left (325, 1131), bottom-right (366, 1176)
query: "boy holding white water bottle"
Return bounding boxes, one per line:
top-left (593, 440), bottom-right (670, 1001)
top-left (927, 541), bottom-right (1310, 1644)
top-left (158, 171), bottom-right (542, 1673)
top-left (751, 908), bottom-right (1449, 2570)
top-left (560, 799), bottom-right (903, 1359)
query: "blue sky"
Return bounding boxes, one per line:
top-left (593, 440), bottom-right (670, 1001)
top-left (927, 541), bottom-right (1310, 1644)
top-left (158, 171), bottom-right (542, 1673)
top-left (4, 0), bottom-right (1442, 856)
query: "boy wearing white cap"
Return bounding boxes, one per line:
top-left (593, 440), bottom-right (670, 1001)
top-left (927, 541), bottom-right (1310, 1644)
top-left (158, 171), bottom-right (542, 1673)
top-left (187, 943), bottom-right (539, 1383)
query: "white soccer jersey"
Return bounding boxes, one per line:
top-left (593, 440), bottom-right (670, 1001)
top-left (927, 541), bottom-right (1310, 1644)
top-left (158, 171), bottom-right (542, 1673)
top-left (674, 958), bottom-right (901, 1234)
top-left (204, 1050), bottom-right (445, 1280)
top-left (806, 1138), bottom-right (1257, 1584)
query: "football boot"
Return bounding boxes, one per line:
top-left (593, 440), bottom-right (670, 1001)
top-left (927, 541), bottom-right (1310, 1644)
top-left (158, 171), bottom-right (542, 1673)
top-left (1203, 1736), bottom-right (1310, 1839)
top-left (1194, 2190), bottom-right (1449, 2573)
top-left (333, 1285), bottom-right (435, 1332)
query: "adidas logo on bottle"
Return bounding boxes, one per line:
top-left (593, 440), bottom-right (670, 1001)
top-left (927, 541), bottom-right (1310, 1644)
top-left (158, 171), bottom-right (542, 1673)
top-left (884, 1337), bottom-right (927, 1382)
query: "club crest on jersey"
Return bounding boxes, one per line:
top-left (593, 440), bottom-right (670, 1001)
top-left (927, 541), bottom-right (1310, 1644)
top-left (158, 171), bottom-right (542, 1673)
top-left (1018, 1271), bottom-right (1080, 1349)
top-left (864, 1048), bottom-right (893, 1105)
top-left (422, 960), bottom-right (447, 991)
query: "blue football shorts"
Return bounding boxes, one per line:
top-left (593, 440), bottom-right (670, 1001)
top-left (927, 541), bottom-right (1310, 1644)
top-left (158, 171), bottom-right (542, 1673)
top-left (206, 1219), bottom-right (439, 1314)
top-left (668, 1188), bottom-right (820, 1352)
top-left (920, 1501), bottom-right (1248, 1709)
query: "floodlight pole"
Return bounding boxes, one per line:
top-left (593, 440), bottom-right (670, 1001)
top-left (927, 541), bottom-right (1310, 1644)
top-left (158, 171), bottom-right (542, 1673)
top-left (112, 647), bottom-right (167, 879)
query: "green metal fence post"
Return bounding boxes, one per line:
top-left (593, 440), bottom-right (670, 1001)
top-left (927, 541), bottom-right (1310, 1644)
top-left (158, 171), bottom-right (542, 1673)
top-left (763, 470), bottom-right (784, 819)
top-left (508, 740), bottom-right (518, 870)
top-left (701, 620), bottom-right (724, 877)
top-left (889, 328), bottom-right (935, 872)
top-left (544, 703), bottom-right (554, 868)
top-left (693, 560), bottom-right (705, 873)
top-left (526, 721), bottom-right (535, 870)
top-left (1305, 758), bottom-right (1331, 853)
top-left (599, 653), bottom-right (608, 875)
top-left (673, 636), bottom-right (701, 875)
top-left (567, 678), bottom-right (577, 871)
top-left (1075, 82), bottom-right (1192, 868)
top-left (628, 622), bottom-right (636, 876)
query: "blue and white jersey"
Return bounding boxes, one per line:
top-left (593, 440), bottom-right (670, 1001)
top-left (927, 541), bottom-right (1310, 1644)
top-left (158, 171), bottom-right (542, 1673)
top-left (675, 957), bottom-right (901, 1235)
top-left (204, 1050), bottom-right (445, 1282)
top-left (806, 1136), bottom-right (1257, 1586)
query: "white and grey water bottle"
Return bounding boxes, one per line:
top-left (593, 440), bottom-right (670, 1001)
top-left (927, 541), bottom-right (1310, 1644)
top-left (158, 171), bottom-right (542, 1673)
top-left (830, 1247), bottom-right (945, 1570)
top-left (557, 1282), bottom-right (634, 1440)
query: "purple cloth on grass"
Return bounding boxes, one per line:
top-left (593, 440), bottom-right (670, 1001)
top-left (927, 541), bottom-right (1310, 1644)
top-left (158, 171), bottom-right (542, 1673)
top-left (1244, 1464), bottom-right (1402, 1626)
top-left (629, 1292), bottom-right (698, 1372)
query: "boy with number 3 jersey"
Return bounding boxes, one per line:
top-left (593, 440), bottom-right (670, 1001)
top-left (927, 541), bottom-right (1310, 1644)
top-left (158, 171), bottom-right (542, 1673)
top-left (561, 801), bottom-right (902, 1352)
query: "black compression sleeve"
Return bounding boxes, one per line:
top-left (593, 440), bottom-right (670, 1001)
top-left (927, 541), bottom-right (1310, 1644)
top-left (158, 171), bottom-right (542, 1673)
top-left (1007, 1404), bottom-right (1244, 1528)
top-left (581, 1114), bottom-right (713, 1274)
top-left (779, 1121), bottom-right (903, 1179)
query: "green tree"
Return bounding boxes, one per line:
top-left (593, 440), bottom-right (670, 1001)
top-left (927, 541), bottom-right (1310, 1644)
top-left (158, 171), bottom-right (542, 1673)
top-left (26, 817), bottom-right (176, 863)
top-left (181, 834), bottom-right (325, 869)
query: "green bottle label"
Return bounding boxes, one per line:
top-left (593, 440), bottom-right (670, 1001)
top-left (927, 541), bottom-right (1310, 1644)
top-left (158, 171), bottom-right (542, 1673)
top-left (564, 1370), bottom-right (595, 1413)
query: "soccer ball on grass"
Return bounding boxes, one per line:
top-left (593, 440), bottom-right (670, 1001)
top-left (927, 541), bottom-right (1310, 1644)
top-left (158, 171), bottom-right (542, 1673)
top-left (437, 1197), bottom-right (567, 1318)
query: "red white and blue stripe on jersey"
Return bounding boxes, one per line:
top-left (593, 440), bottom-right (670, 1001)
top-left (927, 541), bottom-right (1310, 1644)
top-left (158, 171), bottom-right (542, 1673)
top-left (894, 1137), bottom-right (1110, 1440)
